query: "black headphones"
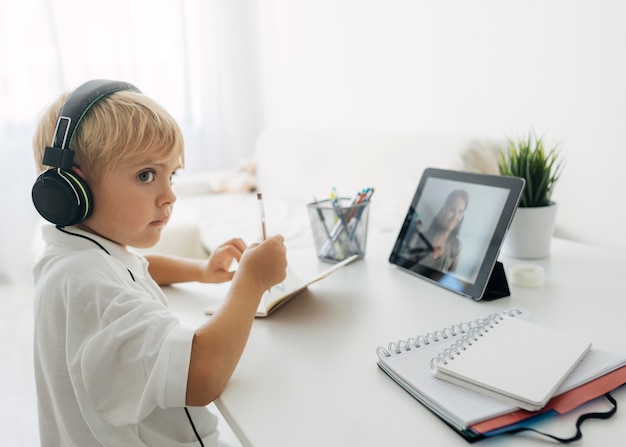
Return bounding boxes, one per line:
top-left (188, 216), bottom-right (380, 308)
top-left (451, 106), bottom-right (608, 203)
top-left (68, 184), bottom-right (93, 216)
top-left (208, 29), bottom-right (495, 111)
top-left (31, 79), bottom-right (140, 227)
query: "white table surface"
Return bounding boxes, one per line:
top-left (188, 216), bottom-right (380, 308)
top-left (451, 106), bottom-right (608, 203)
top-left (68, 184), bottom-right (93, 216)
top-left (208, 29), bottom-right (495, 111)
top-left (166, 233), bottom-right (626, 446)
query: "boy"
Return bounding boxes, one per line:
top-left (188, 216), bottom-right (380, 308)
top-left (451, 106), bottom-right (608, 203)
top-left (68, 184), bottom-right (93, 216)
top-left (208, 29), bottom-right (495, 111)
top-left (31, 80), bottom-right (287, 446)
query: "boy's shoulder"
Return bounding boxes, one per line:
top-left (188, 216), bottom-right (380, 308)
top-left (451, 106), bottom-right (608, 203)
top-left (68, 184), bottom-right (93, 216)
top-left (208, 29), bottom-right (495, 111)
top-left (36, 226), bottom-right (142, 285)
top-left (37, 242), bottom-right (127, 284)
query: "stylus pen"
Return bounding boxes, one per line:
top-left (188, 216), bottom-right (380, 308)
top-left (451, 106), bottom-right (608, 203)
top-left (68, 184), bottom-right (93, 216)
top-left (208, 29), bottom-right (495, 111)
top-left (257, 193), bottom-right (267, 241)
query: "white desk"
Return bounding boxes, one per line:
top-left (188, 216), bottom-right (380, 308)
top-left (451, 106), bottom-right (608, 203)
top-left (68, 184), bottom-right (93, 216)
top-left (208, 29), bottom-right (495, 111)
top-left (167, 234), bottom-right (626, 446)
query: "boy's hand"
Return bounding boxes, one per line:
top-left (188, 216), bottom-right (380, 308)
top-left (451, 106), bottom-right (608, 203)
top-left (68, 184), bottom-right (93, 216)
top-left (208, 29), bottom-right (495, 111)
top-left (235, 234), bottom-right (288, 292)
top-left (201, 238), bottom-right (247, 283)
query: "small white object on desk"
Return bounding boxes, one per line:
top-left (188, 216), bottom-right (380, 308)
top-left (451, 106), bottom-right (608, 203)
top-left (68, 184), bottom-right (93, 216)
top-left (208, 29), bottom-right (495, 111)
top-left (509, 264), bottom-right (544, 287)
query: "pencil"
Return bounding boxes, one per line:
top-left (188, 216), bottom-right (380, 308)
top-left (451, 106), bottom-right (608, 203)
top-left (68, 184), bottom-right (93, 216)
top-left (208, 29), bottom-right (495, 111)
top-left (257, 192), bottom-right (267, 240)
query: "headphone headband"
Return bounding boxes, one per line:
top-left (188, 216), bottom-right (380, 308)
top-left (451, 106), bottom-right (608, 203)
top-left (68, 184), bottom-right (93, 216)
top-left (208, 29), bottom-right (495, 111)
top-left (44, 79), bottom-right (141, 170)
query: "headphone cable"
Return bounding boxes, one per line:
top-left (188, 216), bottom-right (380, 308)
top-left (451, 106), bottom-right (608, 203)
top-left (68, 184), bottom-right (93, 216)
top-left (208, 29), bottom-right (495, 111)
top-left (184, 407), bottom-right (205, 446)
top-left (55, 226), bottom-right (135, 281)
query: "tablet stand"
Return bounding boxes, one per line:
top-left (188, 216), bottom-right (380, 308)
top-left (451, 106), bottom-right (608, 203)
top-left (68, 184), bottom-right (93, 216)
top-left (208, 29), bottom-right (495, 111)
top-left (480, 261), bottom-right (510, 300)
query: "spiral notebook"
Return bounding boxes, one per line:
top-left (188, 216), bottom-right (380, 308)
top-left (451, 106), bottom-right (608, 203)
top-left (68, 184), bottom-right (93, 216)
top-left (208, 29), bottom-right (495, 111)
top-left (429, 314), bottom-right (591, 411)
top-left (376, 309), bottom-right (626, 440)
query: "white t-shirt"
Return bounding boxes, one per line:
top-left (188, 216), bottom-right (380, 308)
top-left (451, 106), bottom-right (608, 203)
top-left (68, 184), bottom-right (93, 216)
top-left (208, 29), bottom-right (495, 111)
top-left (33, 225), bottom-right (219, 446)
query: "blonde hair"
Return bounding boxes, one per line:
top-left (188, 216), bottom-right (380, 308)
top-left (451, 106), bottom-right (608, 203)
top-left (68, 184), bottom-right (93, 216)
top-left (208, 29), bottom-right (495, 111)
top-left (32, 88), bottom-right (184, 184)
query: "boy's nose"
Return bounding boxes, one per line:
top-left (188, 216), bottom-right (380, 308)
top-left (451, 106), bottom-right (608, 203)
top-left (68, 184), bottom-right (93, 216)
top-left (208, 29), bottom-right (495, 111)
top-left (159, 183), bottom-right (177, 206)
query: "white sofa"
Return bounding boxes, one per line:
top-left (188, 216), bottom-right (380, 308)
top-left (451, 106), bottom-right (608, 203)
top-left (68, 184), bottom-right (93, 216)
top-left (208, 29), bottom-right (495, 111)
top-left (152, 130), bottom-right (505, 259)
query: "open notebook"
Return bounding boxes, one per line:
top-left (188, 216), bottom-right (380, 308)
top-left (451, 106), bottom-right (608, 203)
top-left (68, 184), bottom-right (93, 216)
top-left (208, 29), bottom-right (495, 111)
top-left (203, 254), bottom-right (360, 317)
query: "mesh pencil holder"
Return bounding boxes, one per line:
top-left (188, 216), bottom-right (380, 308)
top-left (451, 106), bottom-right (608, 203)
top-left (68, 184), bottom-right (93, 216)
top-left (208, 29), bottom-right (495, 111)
top-left (307, 198), bottom-right (370, 263)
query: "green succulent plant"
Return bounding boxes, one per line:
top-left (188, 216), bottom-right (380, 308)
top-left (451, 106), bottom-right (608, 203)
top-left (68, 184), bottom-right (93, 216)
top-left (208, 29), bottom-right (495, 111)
top-left (498, 132), bottom-right (563, 207)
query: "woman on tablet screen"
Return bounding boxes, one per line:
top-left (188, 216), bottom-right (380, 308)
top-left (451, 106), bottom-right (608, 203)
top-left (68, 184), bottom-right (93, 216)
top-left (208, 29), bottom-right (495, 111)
top-left (402, 189), bottom-right (468, 273)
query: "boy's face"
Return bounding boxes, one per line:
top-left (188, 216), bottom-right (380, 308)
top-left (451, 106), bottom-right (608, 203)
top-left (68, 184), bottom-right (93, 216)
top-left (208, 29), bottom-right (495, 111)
top-left (78, 150), bottom-right (181, 249)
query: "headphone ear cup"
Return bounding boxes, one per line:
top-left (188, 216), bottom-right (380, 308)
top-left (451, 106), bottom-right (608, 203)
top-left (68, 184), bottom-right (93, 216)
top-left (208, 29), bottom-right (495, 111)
top-left (32, 169), bottom-right (93, 227)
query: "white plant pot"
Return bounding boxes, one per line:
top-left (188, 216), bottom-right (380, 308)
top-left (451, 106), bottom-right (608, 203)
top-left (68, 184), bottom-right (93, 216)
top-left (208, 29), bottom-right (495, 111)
top-left (502, 203), bottom-right (558, 259)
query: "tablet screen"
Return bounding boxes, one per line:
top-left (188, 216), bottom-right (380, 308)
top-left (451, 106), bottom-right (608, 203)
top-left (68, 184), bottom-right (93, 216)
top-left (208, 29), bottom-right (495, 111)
top-left (389, 168), bottom-right (524, 300)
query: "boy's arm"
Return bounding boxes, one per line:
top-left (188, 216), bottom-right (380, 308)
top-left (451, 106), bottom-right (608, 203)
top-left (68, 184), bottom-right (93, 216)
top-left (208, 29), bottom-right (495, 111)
top-left (145, 238), bottom-right (247, 285)
top-left (145, 254), bottom-right (208, 285)
top-left (185, 235), bottom-right (287, 406)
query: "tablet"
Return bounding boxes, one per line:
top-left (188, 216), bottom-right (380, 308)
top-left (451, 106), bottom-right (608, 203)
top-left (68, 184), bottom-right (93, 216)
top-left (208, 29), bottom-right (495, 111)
top-left (389, 168), bottom-right (525, 300)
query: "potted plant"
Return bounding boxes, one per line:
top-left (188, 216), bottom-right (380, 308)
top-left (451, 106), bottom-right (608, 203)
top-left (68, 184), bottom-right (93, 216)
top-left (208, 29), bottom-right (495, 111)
top-left (498, 131), bottom-right (563, 259)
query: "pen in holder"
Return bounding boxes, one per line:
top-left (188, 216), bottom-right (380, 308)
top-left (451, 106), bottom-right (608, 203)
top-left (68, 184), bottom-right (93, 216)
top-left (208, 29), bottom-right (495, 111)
top-left (308, 197), bottom-right (370, 263)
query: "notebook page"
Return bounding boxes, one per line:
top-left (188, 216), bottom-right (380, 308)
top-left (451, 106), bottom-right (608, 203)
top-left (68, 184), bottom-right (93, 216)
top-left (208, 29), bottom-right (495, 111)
top-left (382, 338), bottom-right (517, 427)
top-left (557, 348), bottom-right (626, 392)
top-left (377, 315), bottom-right (522, 429)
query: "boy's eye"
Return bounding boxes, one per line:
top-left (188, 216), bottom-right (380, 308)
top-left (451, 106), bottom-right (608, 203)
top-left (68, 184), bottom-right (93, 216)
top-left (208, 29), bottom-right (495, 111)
top-left (137, 170), bottom-right (156, 183)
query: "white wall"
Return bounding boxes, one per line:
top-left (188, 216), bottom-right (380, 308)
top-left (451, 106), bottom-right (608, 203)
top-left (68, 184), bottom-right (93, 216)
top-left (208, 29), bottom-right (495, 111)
top-left (4, 1), bottom-right (625, 282)
top-left (256, 0), bottom-right (626, 251)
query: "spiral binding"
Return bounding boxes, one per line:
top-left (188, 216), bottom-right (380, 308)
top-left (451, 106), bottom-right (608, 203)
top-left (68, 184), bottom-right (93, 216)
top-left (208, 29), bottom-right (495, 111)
top-left (375, 308), bottom-right (523, 359)
top-left (428, 309), bottom-right (523, 371)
